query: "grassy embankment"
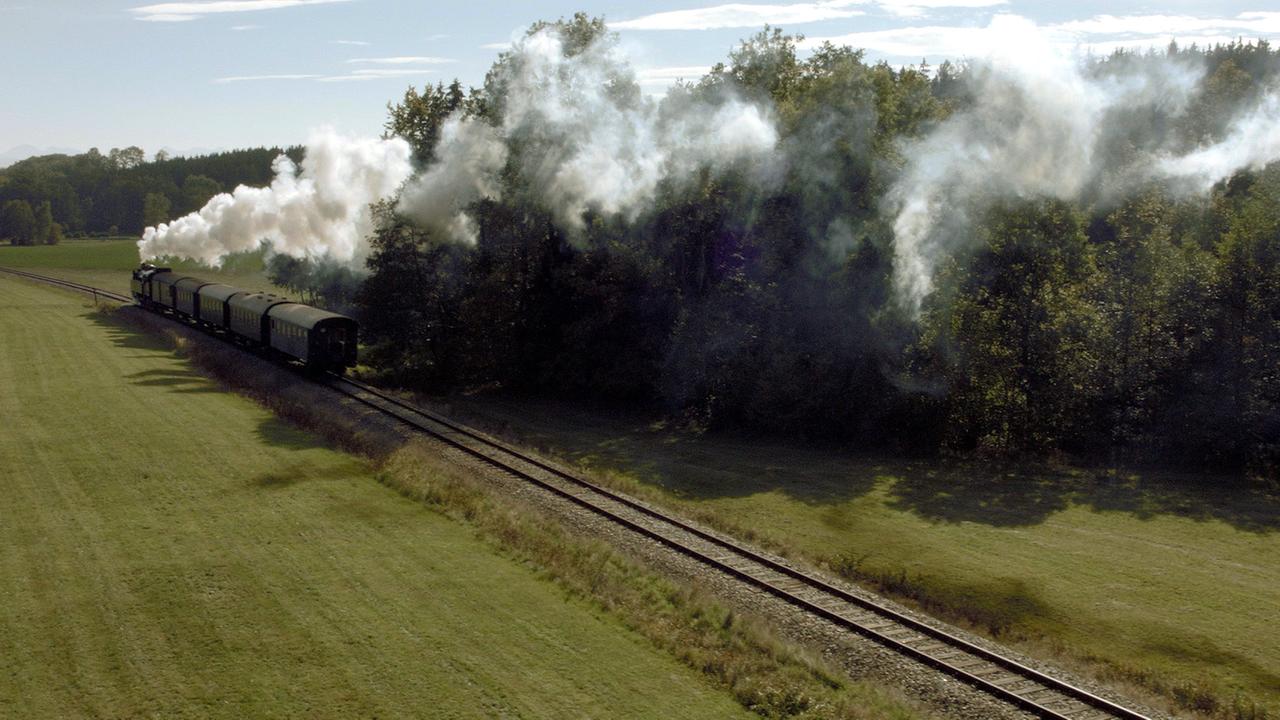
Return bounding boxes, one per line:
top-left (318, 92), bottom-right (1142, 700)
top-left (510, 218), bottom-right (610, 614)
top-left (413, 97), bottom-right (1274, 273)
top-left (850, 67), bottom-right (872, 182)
top-left (0, 275), bottom-right (927, 719)
top-left (0, 237), bottom-right (281, 297)
top-left (0, 276), bottom-right (757, 719)
top-left (439, 396), bottom-right (1280, 720)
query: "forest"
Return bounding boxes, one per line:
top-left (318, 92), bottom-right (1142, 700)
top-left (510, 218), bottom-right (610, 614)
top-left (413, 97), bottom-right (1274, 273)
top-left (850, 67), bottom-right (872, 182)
top-left (0, 145), bottom-right (302, 241)
top-left (356, 17), bottom-right (1280, 474)
top-left (11, 15), bottom-right (1280, 475)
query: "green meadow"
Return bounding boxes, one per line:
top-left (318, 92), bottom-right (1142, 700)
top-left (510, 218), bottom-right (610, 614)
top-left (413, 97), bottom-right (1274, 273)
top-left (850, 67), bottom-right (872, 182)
top-left (7, 234), bottom-right (1276, 718)
top-left (0, 237), bottom-right (283, 297)
top-left (0, 275), bottom-right (754, 719)
top-left (447, 396), bottom-right (1280, 719)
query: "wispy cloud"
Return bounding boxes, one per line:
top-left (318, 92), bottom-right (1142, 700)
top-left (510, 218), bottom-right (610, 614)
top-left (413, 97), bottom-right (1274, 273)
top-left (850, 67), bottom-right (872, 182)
top-left (876, 0), bottom-right (1006, 19)
top-left (345, 56), bottom-right (456, 64)
top-left (1052, 11), bottom-right (1280, 38)
top-left (611, 1), bottom-right (865, 31)
top-left (480, 41), bottom-right (511, 50)
top-left (230, 23), bottom-right (261, 30)
top-left (333, 39), bottom-right (370, 45)
top-left (214, 73), bottom-right (321, 83)
top-left (426, 33), bottom-right (449, 40)
top-left (131, 0), bottom-right (351, 23)
top-left (800, 11), bottom-right (1280, 61)
top-left (319, 68), bottom-right (440, 82)
top-left (609, 0), bottom-right (1013, 29)
top-left (214, 68), bottom-right (437, 84)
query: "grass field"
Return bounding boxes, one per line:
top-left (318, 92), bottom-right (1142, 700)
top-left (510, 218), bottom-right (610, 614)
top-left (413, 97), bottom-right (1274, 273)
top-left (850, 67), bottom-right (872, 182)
top-left (0, 238), bottom-right (283, 297)
top-left (443, 396), bottom-right (1280, 718)
top-left (0, 276), bottom-right (756, 719)
top-left (9, 237), bottom-right (1276, 718)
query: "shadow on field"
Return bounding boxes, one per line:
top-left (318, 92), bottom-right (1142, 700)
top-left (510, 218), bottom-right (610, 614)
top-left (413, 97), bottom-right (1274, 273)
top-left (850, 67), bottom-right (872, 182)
top-left (252, 458), bottom-right (356, 488)
top-left (1136, 625), bottom-right (1280, 697)
top-left (86, 307), bottom-right (173, 353)
top-left (451, 395), bottom-right (1280, 534)
top-left (124, 367), bottom-right (221, 394)
top-left (256, 416), bottom-right (326, 452)
top-left (885, 464), bottom-right (1280, 532)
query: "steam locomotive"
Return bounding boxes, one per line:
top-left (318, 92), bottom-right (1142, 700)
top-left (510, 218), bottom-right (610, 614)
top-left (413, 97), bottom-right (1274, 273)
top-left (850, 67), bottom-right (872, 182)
top-left (131, 263), bottom-right (358, 370)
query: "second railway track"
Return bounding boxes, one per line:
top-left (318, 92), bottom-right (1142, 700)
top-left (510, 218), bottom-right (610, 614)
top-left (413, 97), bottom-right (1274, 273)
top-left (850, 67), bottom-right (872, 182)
top-left (2, 265), bottom-right (1156, 720)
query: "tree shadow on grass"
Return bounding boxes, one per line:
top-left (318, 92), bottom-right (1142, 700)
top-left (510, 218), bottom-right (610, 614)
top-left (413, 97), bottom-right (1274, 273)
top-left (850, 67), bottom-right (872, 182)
top-left (84, 306), bottom-right (174, 352)
top-left (451, 395), bottom-right (1280, 534)
top-left (124, 367), bottom-right (221, 394)
top-left (1135, 626), bottom-right (1280, 706)
top-left (885, 462), bottom-right (1280, 533)
top-left (252, 457), bottom-right (357, 488)
top-left (255, 416), bottom-right (327, 452)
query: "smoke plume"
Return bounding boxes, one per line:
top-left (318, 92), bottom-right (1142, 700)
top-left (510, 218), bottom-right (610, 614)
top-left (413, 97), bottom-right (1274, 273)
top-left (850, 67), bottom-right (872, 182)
top-left (139, 128), bottom-right (413, 267)
top-left (397, 28), bottom-right (778, 243)
top-left (887, 14), bottom-right (1280, 314)
top-left (1158, 87), bottom-right (1280, 191)
top-left (141, 29), bottom-right (777, 263)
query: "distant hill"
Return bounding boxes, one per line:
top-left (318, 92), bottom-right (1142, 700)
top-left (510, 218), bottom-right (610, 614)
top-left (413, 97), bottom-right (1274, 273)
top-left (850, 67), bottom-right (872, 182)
top-left (0, 145), bottom-right (302, 236)
top-left (0, 145), bottom-right (79, 168)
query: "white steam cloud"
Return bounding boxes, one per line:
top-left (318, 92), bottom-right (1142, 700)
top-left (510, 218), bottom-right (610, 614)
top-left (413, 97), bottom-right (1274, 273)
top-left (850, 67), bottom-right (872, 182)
top-left (1158, 88), bottom-right (1280, 192)
top-left (397, 29), bottom-right (778, 243)
top-left (888, 14), bottom-right (1280, 315)
top-left (139, 128), bottom-right (413, 267)
top-left (141, 29), bottom-right (777, 263)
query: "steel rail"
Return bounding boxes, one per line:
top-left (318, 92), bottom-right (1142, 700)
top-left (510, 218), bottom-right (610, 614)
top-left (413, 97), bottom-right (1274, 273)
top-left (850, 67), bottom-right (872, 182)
top-left (327, 374), bottom-right (1151, 720)
top-left (2, 265), bottom-right (1154, 720)
top-left (0, 266), bottom-right (132, 302)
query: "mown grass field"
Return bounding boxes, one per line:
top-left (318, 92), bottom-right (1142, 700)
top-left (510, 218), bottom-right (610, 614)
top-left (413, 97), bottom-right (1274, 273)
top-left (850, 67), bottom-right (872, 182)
top-left (0, 238), bottom-right (283, 297)
top-left (0, 276), bottom-right (756, 719)
top-left (444, 396), bottom-right (1280, 718)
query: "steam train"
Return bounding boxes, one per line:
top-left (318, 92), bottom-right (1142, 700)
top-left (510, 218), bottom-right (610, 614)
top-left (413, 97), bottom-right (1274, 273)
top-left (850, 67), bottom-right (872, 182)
top-left (131, 263), bottom-right (358, 370)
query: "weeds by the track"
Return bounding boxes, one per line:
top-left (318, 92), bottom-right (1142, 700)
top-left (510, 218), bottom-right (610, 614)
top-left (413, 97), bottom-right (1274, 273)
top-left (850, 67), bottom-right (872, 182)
top-left (379, 442), bottom-right (927, 720)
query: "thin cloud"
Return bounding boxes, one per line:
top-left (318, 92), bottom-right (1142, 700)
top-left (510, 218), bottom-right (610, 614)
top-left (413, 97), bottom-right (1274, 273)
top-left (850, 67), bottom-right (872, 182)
top-left (333, 39), bottom-right (370, 45)
top-left (611, 1), bottom-right (866, 31)
top-left (131, 0), bottom-right (352, 23)
top-left (214, 73), bottom-right (322, 83)
top-left (345, 56), bottom-right (456, 64)
top-left (230, 23), bottom-right (261, 29)
top-left (801, 11), bottom-right (1280, 62)
top-left (480, 41), bottom-right (511, 50)
top-left (319, 68), bottom-right (440, 82)
top-left (877, 0), bottom-right (1006, 19)
top-left (609, 0), bottom-right (1016, 28)
top-left (1053, 11), bottom-right (1280, 38)
top-left (214, 68), bottom-right (436, 84)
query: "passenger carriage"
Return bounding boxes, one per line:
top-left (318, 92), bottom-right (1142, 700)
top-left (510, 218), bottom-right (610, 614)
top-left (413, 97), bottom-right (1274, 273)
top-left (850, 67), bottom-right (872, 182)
top-left (130, 263), bottom-right (360, 369)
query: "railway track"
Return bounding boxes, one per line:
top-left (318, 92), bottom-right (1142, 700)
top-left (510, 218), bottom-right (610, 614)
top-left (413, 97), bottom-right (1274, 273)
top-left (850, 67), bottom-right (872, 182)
top-left (2, 266), bottom-right (1155, 720)
top-left (0, 266), bottom-right (132, 303)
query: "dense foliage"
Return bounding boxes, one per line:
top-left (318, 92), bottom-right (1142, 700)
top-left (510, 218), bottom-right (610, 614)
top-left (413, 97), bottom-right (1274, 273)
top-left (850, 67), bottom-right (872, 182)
top-left (0, 146), bottom-right (302, 239)
top-left (353, 17), bottom-right (1280, 475)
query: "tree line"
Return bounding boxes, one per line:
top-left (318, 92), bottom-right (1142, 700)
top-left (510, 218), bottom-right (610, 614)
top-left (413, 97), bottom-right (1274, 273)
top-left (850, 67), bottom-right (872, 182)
top-left (346, 17), bottom-right (1280, 475)
top-left (0, 145), bottom-right (302, 242)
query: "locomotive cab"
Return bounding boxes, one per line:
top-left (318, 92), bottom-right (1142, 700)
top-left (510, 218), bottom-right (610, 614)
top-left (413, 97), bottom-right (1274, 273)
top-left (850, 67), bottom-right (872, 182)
top-left (131, 263), bottom-right (172, 304)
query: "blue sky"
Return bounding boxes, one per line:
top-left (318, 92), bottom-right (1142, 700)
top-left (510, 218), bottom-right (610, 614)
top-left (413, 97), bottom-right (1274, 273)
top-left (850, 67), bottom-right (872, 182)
top-left (2, 0), bottom-right (1277, 155)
